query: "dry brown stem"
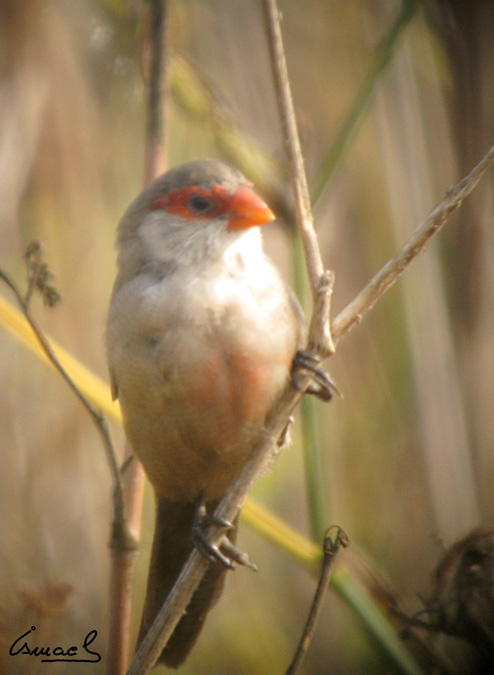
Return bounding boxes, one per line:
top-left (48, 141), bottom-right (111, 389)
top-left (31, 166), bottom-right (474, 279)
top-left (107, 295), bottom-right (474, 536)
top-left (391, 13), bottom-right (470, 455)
top-left (262, 0), bottom-right (334, 358)
top-left (286, 528), bottom-right (350, 675)
top-left (143, 0), bottom-right (169, 184)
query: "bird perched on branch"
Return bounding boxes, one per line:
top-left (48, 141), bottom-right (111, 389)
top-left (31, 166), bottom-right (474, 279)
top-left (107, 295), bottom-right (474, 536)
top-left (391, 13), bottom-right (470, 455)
top-left (106, 159), bottom-right (333, 667)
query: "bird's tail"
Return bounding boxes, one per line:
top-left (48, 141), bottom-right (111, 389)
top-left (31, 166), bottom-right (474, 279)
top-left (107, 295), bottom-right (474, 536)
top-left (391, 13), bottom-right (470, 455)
top-left (138, 496), bottom-right (231, 668)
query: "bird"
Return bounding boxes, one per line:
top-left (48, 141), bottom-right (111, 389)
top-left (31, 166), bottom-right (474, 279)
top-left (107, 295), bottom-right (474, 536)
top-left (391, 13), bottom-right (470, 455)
top-left (106, 159), bottom-right (334, 667)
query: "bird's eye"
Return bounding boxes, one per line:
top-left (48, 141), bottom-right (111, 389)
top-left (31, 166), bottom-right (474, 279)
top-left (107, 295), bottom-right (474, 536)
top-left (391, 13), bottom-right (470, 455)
top-left (188, 195), bottom-right (212, 213)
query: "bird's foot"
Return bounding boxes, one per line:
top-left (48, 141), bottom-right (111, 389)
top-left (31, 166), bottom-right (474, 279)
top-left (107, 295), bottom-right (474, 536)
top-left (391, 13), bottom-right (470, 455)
top-left (291, 350), bottom-right (341, 402)
top-left (192, 497), bottom-right (258, 572)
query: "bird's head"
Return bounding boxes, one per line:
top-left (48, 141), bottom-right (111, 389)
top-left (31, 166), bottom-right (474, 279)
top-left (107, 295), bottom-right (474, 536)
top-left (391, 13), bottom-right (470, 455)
top-left (117, 160), bottom-right (275, 270)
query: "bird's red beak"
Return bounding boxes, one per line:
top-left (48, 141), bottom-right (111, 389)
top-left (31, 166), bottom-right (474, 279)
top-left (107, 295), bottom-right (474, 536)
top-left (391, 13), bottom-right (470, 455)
top-left (227, 186), bottom-right (275, 230)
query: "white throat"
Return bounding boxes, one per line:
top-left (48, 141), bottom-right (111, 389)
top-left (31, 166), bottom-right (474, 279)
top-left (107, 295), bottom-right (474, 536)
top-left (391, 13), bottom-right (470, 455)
top-left (137, 211), bottom-right (264, 271)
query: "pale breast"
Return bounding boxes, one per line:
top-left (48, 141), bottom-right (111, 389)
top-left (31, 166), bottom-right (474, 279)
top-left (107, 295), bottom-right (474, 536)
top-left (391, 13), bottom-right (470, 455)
top-left (107, 258), bottom-right (303, 501)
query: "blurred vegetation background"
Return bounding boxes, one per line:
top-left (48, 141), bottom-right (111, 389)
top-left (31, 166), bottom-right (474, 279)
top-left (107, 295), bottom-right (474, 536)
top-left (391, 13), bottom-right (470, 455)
top-left (1, 0), bottom-right (493, 673)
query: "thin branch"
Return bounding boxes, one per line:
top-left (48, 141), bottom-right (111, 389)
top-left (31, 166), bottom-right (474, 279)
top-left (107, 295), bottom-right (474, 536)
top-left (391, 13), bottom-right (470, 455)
top-left (330, 144), bottom-right (494, 345)
top-left (262, 0), bottom-right (334, 358)
top-left (106, 535), bottom-right (139, 675)
top-left (286, 528), bottom-right (350, 675)
top-left (143, 0), bottom-right (168, 184)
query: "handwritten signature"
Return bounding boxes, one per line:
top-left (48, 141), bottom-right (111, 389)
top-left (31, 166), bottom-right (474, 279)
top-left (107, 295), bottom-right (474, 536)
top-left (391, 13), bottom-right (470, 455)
top-left (9, 625), bottom-right (101, 663)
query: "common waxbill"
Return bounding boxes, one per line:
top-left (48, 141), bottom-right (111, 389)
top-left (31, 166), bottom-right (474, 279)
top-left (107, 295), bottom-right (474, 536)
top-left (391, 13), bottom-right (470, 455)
top-left (106, 159), bottom-right (330, 667)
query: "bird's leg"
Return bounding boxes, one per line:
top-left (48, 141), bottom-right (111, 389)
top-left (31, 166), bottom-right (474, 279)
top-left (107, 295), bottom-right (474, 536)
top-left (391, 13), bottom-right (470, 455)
top-left (192, 495), bottom-right (258, 571)
top-left (291, 350), bottom-right (341, 401)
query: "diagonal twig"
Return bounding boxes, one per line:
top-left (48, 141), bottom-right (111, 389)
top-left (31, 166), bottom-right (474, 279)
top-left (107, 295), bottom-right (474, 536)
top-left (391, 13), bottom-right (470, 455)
top-left (330, 144), bottom-right (494, 345)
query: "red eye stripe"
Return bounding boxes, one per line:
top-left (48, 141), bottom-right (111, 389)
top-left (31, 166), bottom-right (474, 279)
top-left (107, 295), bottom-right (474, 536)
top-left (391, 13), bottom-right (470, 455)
top-left (151, 185), bottom-right (231, 221)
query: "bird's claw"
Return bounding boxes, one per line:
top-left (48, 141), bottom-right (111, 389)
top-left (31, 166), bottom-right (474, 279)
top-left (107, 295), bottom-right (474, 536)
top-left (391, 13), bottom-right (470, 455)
top-left (291, 350), bottom-right (340, 402)
top-left (220, 539), bottom-right (258, 572)
top-left (193, 529), bottom-right (236, 569)
top-left (192, 497), bottom-right (257, 572)
top-left (194, 497), bottom-right (233, 532)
